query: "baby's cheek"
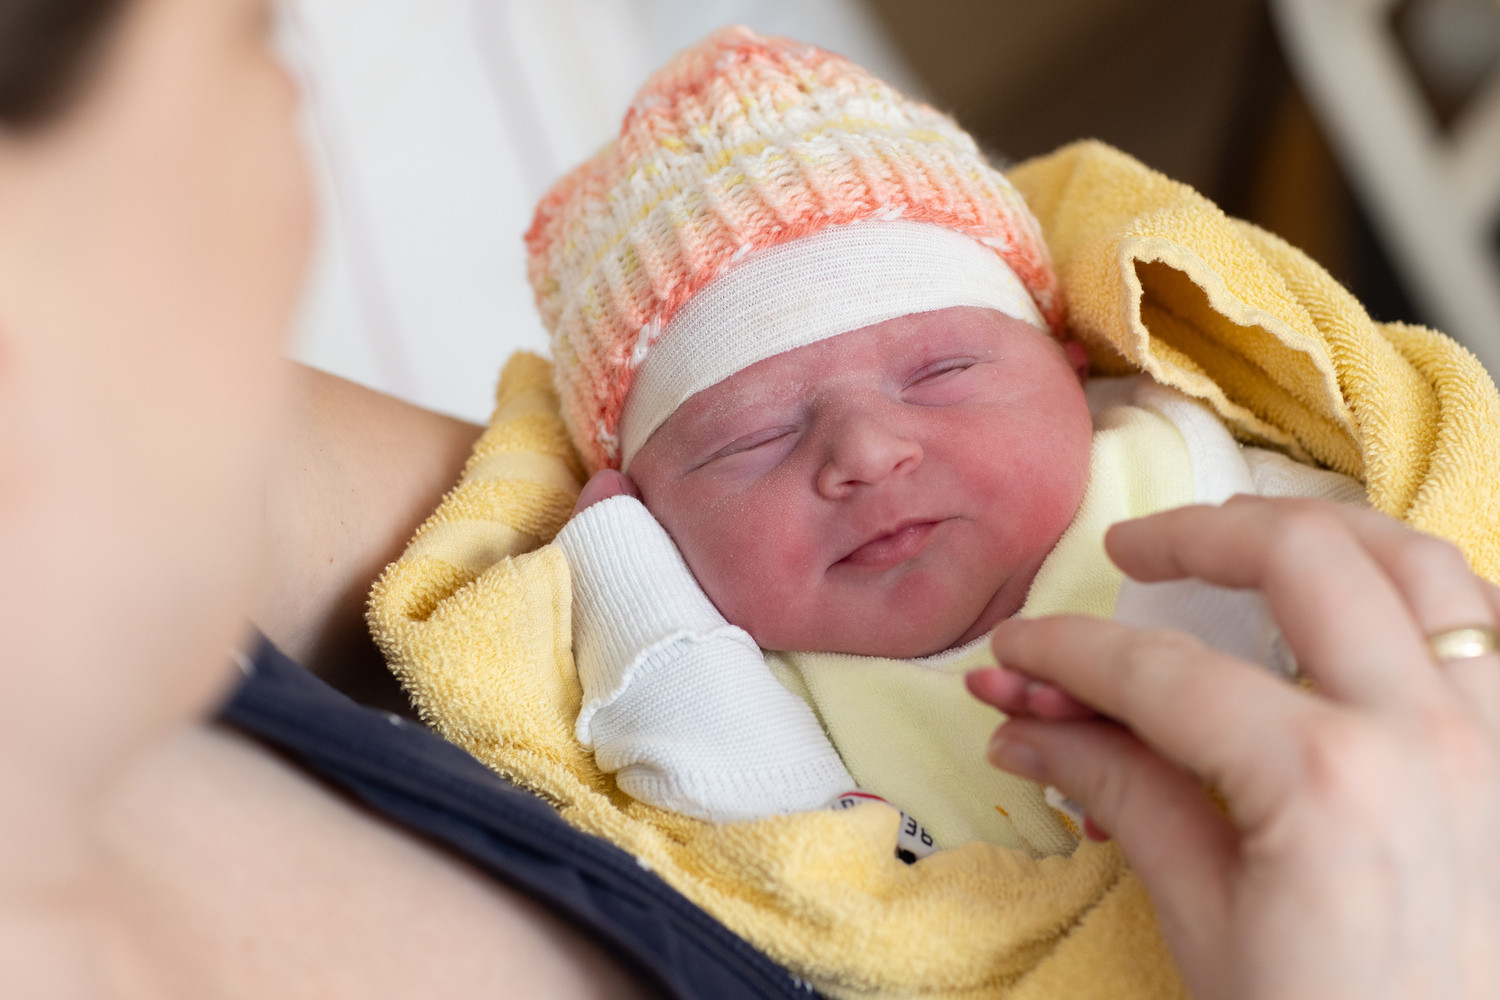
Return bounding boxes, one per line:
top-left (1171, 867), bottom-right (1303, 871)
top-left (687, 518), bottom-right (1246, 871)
top-left (664, 484), bottom-right (826, 645)
top-left (673, 517), bottom-right (774, 618)
top-left (710, 546), bottom-right (819, 647)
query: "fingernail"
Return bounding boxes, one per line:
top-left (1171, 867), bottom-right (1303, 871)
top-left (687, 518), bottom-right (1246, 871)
top-left (988, 735), bottom-right (1047, 781)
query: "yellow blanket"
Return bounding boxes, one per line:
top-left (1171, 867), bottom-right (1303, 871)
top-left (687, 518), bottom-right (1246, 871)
top-left (367, 140), bottom-right (1500, 999)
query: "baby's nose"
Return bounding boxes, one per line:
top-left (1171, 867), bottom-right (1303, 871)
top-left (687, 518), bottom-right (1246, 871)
top-left (815, 416), bottom-right (922, 498)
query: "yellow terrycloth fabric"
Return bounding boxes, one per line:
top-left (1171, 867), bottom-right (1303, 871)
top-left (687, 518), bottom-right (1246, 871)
top-left (1008, 140), bottom-right (1500, 581)
top-left (368, 142), bottom-right (1500, 999)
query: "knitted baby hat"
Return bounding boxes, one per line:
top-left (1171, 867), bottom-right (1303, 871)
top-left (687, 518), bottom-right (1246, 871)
top-left (526, 26), bottom-right (1062, 472)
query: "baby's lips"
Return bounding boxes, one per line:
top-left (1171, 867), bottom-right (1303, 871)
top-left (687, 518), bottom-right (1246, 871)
top-left (834, 518), bottom-right (946, 571)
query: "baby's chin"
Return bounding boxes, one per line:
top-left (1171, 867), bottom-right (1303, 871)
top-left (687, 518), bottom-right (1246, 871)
top-left (753, 607), bottom-right (1003, 659)
top-left (731, 566), bottom-right (1032, 657)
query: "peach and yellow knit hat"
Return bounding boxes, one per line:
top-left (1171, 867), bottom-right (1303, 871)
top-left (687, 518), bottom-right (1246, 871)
top-left (526, 26), bottom-right (1062, 472)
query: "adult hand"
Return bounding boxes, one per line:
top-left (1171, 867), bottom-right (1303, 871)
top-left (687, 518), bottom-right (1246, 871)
top-left (570, 469), bottom-right (641, 517)
top-left (967, 497), bottom-right (1500, 1000)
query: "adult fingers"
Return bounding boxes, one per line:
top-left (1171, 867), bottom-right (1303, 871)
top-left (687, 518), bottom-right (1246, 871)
top-left (1445, 579), bottom-right (1500, 731)
top-left (1328, 506), bottom-right (1497, 639)
top-left (987, 716), bottom-right (1235, 978)
top-left (965, 667), bottom-right (1100, 722)
top-left (989, 614), bottom-right (1315, 827)
top-left (1349, 513), bottom-right (1500, 727)
top-left (1114, 499), bottom-right (1500, 720)
top-left (1103, 499), bottom-right (1450, 711)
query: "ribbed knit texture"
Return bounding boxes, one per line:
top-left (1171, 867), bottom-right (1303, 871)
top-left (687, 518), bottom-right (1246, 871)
top-left (525, 25), bottom-right (1061, 470)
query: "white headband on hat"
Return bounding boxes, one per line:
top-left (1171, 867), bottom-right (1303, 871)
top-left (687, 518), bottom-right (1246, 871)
top-left (618, 219), bottom-right (1049, 470)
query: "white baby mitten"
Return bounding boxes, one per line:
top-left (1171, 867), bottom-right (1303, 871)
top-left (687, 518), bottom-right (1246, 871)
top-left (555, 496), bottom-right (855, 822)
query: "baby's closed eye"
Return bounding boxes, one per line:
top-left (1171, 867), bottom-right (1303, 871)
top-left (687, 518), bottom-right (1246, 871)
top-left (903, 357), bottom-right (987, 404)
top-left (714, 425), bottom-right (798, 458)
top-left (693, 424), bottom-right (800, 473)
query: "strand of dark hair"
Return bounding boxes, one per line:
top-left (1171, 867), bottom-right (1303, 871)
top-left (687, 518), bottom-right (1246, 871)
top-left (0, 0), bottom-right (130, 129)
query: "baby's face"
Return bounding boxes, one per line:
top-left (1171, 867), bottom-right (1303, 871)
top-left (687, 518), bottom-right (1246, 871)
top-left (629, 306), bottom-right (1093, 658)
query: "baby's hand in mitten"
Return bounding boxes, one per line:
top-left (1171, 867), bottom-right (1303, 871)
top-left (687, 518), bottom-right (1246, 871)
top-left (571, 469), bottom-right (641, 517)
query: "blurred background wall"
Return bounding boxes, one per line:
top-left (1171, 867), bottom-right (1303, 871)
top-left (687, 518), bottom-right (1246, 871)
top-left (283, 0), bottom-right (1500, 423)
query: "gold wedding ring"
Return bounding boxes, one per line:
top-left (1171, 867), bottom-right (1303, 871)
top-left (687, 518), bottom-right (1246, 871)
top-left (1426, 625), bottom-right (1498, 662)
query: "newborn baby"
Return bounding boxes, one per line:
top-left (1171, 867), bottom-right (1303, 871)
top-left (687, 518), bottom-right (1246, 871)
top-left (609, 303), bottom-right (1090, 660)
top-left (529, 28), bottom-right (1361, 855)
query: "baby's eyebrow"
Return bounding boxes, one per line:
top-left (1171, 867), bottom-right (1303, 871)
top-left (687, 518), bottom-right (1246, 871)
top-left (693, 392), bottom-right (791, 435)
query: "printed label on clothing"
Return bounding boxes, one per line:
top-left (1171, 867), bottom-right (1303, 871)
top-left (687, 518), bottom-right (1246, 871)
top-left (827, 790), bottom-right (938, 863)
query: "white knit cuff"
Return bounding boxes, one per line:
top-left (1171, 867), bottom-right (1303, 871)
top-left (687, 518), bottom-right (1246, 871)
top-left (590, 633), bottom-right (856, 821)
top-left (555, 495), bottom-right (856, 819)
top-left (554, 496), bottom-right (738, 737)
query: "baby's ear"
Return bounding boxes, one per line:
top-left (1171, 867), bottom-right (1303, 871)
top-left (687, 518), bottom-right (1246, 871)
top-left (1062, 340), bottom-right (1090, 384)
top-left (571, 469), bottom-right (641, 517)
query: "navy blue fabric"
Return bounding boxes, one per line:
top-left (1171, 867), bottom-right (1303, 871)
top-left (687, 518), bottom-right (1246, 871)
top-left (218, 636), bottom-right (816, 1000)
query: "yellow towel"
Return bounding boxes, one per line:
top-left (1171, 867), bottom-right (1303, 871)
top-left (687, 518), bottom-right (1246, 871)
top-left (1008, 140), bottom-right (1500, 579)
top-left (368, 141), bottom-right (1500, 999)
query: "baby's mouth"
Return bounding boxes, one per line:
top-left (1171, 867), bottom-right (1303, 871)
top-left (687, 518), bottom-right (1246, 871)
top-left (835, 520), bottom-right (944, 571)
